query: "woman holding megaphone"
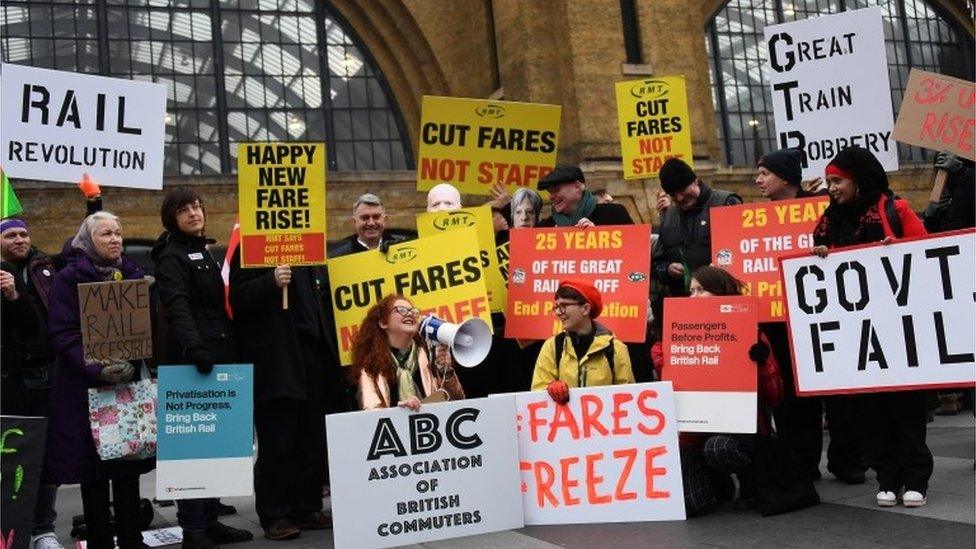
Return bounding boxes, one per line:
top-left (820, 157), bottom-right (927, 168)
top-left (352, 295), bottom-right (465, 411)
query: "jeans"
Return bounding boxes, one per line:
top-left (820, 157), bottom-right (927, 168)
top-left (32, 484), bottom-right (59, 536)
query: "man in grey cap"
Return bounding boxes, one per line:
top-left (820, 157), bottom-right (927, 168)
top-left (536, 165), bottom-right (633, 227)
top-left (330, 193), bottom-right (395, 257)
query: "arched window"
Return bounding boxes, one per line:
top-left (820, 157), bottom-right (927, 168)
top-left (0, 0), bottom-right (412, 175)
top-left (705, 0), bottom-right (974, 167)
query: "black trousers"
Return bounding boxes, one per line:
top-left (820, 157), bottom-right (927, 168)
top-left (854, 391), bottom-right (933, 493)
top-left (824, 395), bottom-right (866, 474)
top-left (80, 476), bottom-right (142, 549)
top-left (254, 398), bottom-right (327, 527)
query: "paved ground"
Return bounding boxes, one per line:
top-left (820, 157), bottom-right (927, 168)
top-left (52, 413), bottom-right (974, 549)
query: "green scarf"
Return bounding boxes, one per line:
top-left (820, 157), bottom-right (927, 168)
top-left (552, 190), bottom-right (597, 227)
top-left (391, 343), bottom-right (420, 403)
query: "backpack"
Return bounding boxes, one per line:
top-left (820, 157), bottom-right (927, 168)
top-left (554, 332), bottom-right (616, 386)
top-left (882, 190), bottom-right (904, 238)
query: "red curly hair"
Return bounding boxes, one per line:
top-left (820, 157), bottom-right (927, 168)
top-left (350, 294), bottom-right (423, 386)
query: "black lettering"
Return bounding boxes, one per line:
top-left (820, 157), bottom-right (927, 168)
top-left (934, 311), bottom-right (975, 364)
top-left (795, 265), bottom-right (827, 314)
top-left (881, 254), bottom-right (912, 306)
top-left (366, 418), bottom-right (406, 460)
top-left (835, 261), bottom-right (869, 312)
top-left (924, 246), bottom-right (959, 300)
top-left (810, 321), bottom-right (839, 373)
top-left (409, 414), bottom-right (442, 455)
top-left (446, 408), bottom-right (481, 449)
top-left (857, 319), bottom-right (888, 371)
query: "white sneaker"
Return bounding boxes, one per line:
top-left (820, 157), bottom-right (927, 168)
top-left (876, 491), bottom-right (897, 507)
top-left (903, 490), bottom-right (927, 507)
top-left (30, 533), bottom-right (64, 549)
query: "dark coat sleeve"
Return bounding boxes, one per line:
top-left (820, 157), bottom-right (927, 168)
top-left (2, 292), bottom-right (40, 339)
top-left (47, 268), bottom-right (102, 380)
top-left (154, 253), bottom-right (205, 357)
top-left (229, 247), bottom-right (280, 315)
top-left (942, 167), bottom-right (975, 231)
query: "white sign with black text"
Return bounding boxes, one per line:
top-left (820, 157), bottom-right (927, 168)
top-left (325, 396), bottom-right (524, 549)
top-left (0, 63), bottom-right (166, 189)
top-left (764, 6), bottom-right (897, 178)
top-left (782, 231), bottom-right (976, 395)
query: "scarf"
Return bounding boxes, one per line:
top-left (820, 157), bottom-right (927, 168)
top-left (552, 190), bottom-right (597, 227)
top-left (391, 343), bottom-right (421, 403)
top-left (71, 226), bottom-right (123, 281)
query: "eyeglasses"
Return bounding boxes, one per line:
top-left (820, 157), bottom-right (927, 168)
top-left (392, 305), bottom-right (421, 317)
top-left (551, 301), bottom-right (583, 314)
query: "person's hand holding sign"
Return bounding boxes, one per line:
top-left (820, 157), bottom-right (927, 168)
top-left (575, 218), bottom-right (595, 228)
top-left (0, 270), bottom-right (18, 301)
top-left (748, 341), bottom-right (771, 366)
top-left (655, 189), bottom-right (671, 214)
top-left (810, 245), bottom-right (829, 258)
top-left (397, 396), bottom-right (422, 412)
top-left (274, 265), bottom-right (291, 288)
top-left (666, 262), bottom-right (685, 279)
top-left (546, 380), bottom-right (570, 404)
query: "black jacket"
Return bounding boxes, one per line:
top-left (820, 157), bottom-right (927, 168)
top-left (538, 203), bottom-right (634, 227)
top-left (151, 231), bottom-right (236, 364)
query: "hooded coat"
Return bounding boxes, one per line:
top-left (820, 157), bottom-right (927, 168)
top-left (531, 323), bottom-right (634, 390)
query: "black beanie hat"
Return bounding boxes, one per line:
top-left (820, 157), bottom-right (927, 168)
top-left (758, 149), bottom-right (803, 186)
top-left (659, 158), bottom-right (697, 193)
top-left (538, 164), bottom-right (585, 191)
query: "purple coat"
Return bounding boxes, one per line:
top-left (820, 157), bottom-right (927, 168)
top-left (44, 250), bottom-right (154, 484)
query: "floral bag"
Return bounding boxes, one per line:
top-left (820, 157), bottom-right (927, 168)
top-left (87, 364), bottom-right (157, 460)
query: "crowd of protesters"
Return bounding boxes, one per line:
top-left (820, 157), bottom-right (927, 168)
top-left (1, 145), bottom-right (972, 548)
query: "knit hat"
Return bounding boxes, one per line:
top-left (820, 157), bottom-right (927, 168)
top-left (758, 149), bottom-right (802, 186)
top-left (557, 279), bottom-right (603, 319)
top-left (659, 158), bottom-right (697, 193)
top-left (0, 218), bottom-right (28, 234)
top-left (538, 165), bottom-right (585, 191)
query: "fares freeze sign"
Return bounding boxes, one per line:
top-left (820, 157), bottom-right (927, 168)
top-left (764, 6), bottom-right (897, 178)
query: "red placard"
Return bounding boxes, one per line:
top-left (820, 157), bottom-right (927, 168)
top-left (505, 225), bottom-right (650, 342)
top-left (710, 196), bottom-right (828, 322)
top-left (661, 296), bottom-right (758, 393)
top-left (240, 232), bottom-right (326, 266)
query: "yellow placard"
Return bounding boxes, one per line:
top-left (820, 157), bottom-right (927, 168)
top-left (416, 205), bottom-right (507, 313)
top-left (616, 77), bottom-right (694, 179)
top-left (328, 228), bottom-right (493, 365)
top-left (237, 142), bottom-right (327, 267)
top-left (417, 96), bottom-right (561, 195)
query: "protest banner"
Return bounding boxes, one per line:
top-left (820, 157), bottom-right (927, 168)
top-left (156, 365), bottom-right (254, 499)
top-left (328, 229), bottom-right (492, 365)
top-left (237, 142), bottom-right (327, 268)
top-left (505, 225), bottom-right (650, 342)
top-left (515, 382), bottom-right (685, 524)
top-left (417, 205), bottom-right (507, 312)
top-left (781, 230), bottom-right (976, 395)
top-left (616, 76), bottom-right (694, 179)
top-left (1, 416), bottom-right (47, 549)
top-left (894, 68), bottom-right (975, 161)
top-left (326, 396), bottom-right (523, 548)
top-left (764, 6), bottom-right (897, 179)
top-left (0, 63), bottom-right (166, 189)
top-left (662, 296), bottom-right (759, 433)
top-left (711, 196), bottom-right (829, 322)
top-left (417, 96), bottom-right (560, 195)
top-left (78, 279), bottom-right (152, 364)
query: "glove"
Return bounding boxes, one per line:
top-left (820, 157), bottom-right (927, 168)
top-left (933, 151), bottom-right (965, 176)
top-left (546, 380), bottom-right (570, 405)
top-left (749, 342), bottom-right (771, 366)
top-left (190, 348), bottom-right (215, 375)
top-left (98, 361), bottom-right (135, 384)
top-left (77, 173), bottom-right (101, 199)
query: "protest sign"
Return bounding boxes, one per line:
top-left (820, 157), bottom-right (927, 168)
top-left (616, 76), bottom-right (694, 179)
top-left (417, 96), bottom-right (560, 195)
top-left (417, 205), bottom-right (507, 312)
top-left (662, 296), bottom-right (758, 433)
top-left (505, 225), bottom-right (650, 342)
top-left (764, 6), bottom-right (897, 178)
top-left (78, 279), bottom-right (152, 364)
top-left (326, 396), bottom-right (523, 548)
top-left (515, 382), bottom-right (685, 524)
top-left (156, 365), bottom-right (254, 499)
top-left (781, 231), bottom-right (976, 395)
top-left (0, 63), bottom-right (166, 189)
top-left (328, 229), bottom-right (492, 365)
top-left (893, 68), bottom-right (975, 161)
top-left (711, 196), bottom-right (829, 322)
top-left (1, 416), bottom-right (47, 549)
top-left (237, 142), bottom-right (327, 267)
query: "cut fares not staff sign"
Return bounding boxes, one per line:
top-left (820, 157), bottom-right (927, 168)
top-left (237, 143), bottom-right (327, 267)
top-left (616, 76), bottom-right (694, 179)
top-left (781, 231), bottom-right (976, 395)
top-left (505, 225), bottom-right (650, 342)
top-left (326, 396), bottom-right (523, 548)
top-left (328, 229), bottom-right (492, 365)
top-left (515, 383), bottom-right (685, 524)
top-left (710, 196), bottom-right (828, 322)
top-left (417, 96), bottom-right (560, 195)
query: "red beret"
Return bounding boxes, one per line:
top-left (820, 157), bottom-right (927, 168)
top-left (557, 279), bottom-right (603, 319)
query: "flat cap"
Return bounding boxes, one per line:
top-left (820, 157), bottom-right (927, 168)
top-left (538, 164), bottom-right (584, 191)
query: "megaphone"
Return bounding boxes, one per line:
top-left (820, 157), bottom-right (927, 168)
top-left (418, 314), bottom-right (492, 367)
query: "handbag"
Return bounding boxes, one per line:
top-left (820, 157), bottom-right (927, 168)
top-left (753, 409), bottom-right (820, 516)
top-left (87, 363), bottom-right (157, 461)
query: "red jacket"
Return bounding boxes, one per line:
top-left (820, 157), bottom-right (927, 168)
top-left (878, 194), bottom-right (928, 239)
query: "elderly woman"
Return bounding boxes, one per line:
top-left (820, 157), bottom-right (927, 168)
top-left (45, 212), bottom-right (154, 549)
top-left (351, 295), bottom-right (464, 410)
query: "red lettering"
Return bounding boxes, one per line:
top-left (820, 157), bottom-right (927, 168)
top-left (339, 324), bottom-right (359, 352)
top-left (585, 452), bottom-right (612, 504)
top-left (533, 461), bottom-right (558, 508)
top-left (644, 446), bottom-right (670, 499)
top-left (920, 111), bottom-right (939, 140)
top-left (611, 392), bottom-right (634, 435)
top-left (612, 447), bottom-right (638, 501)
top-left (526, 400), bottom-right (549, 443)
top-left (548, 403), bottom-right (581, 442)
top-left (636, 390), bottom-right (666, 435)
top-left (559, 456), bottom-right (581, 506)
top-left (579, 394), bottom-right (608, 438)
